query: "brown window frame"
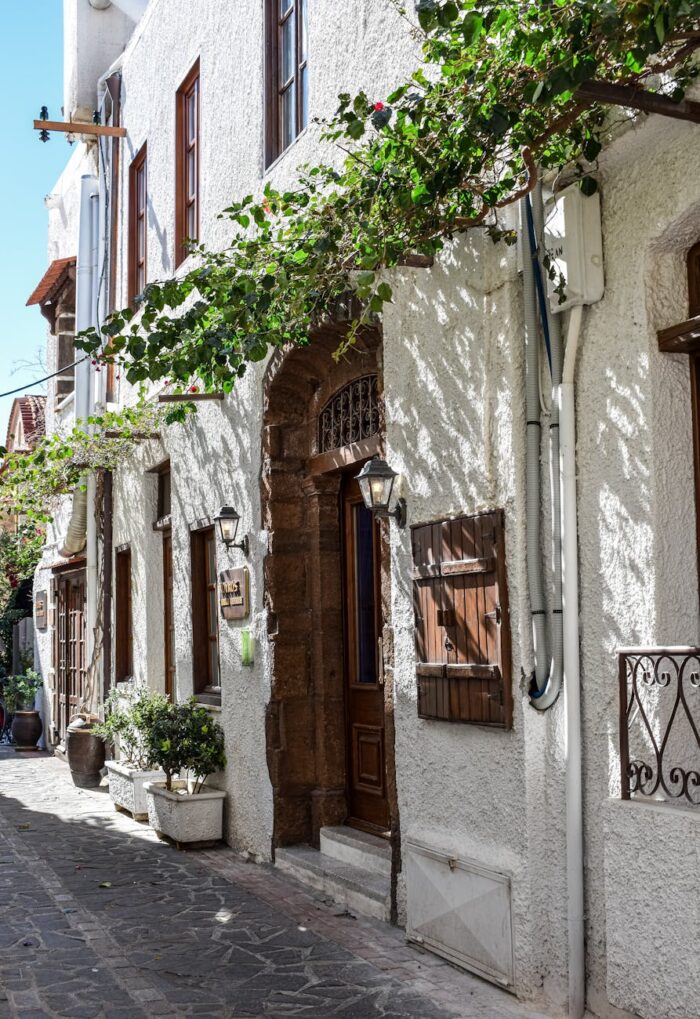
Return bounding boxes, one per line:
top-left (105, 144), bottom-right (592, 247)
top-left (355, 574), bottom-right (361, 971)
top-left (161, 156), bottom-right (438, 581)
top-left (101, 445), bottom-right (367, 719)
top-left (190, 526), bottom-right (220, 702)
top-left (115, 547), bottom-right (133, 682)
top-left (265, 0), bottom-right (308, 167)
top-left (128, 142), bottom-right (147, 306)
top-left (175, 59), bottom-right (200, 267)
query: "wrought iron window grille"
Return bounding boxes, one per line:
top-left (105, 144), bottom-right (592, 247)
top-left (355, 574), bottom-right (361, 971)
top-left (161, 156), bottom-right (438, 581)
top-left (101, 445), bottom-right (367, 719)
top-left (318, 374), bottom-right (380, 454)
top-left (619, 648), bottom-right (700, 807)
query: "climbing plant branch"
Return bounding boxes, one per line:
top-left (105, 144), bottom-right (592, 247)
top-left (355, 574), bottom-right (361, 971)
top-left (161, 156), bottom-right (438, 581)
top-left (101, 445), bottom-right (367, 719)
top-left (76, 0), bottom-right (700, 390)
top-left (0, 400), bottom-right (165, 522)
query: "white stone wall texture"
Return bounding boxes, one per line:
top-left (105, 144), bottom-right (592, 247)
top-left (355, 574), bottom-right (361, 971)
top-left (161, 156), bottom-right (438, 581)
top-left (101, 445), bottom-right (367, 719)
top-left (33, 3), bottom-right (700, 1018)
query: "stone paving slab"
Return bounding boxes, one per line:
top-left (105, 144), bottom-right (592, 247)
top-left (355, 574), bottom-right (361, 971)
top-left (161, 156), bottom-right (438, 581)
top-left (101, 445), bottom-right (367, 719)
top-left (0, 751), bottom-right (564, 1019)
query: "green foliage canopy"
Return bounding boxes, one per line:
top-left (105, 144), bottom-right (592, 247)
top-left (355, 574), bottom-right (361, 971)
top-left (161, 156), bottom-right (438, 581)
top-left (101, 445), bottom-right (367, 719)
top-left (78, 0), bottom-right (700, 390)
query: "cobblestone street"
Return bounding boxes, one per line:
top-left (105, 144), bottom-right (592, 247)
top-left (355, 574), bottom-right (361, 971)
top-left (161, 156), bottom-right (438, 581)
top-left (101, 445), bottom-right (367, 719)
top-left (0, 751), bottom-right (558, 1019)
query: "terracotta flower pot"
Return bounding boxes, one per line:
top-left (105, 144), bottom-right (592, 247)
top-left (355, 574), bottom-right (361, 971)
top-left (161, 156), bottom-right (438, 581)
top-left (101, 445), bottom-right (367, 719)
top-left (66, 718), bottom-right (106, 788)
top-left (11, 710), bottom-right (43, 751)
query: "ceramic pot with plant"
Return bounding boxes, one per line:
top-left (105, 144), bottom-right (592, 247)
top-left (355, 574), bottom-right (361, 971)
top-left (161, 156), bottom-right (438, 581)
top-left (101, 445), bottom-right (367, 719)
top-left (95, 684), bottom-right (168, 820)
top-left (143, 697), bottom-right (227, 848)
top-left (4, 670), bottom-right (43, 751)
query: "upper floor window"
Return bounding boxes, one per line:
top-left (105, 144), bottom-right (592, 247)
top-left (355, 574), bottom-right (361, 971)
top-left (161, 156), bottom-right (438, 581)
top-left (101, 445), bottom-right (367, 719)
top-left (176, 60), bottom-right (200, 266)
top-left (265, 0), bottom-right (308, 167)
top-left (128, 143), bottom-right (147, 305)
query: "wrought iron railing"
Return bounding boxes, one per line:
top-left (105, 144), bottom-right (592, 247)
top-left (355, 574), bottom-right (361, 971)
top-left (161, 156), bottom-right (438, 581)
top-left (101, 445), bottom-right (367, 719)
top-left (619, 648), bottom-right (700, 807)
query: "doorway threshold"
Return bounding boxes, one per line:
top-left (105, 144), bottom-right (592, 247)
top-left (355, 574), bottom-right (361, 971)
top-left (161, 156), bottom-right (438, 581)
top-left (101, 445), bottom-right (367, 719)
top-left (275, 825), bottom-right (391, 922)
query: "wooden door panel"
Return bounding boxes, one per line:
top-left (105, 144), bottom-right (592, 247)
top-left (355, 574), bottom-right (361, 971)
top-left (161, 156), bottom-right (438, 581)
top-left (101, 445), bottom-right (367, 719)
top-left (351, 724), bottom-right (385, 795)
top-left (163, 531), bottom-right (175, 698)
top-left (54, 571), bottom-right (86, 742)
top-left (343, 475), bottom-right (389, 832)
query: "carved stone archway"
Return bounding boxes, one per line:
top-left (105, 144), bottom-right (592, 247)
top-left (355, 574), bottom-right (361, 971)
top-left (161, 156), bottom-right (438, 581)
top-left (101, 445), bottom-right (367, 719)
top-left (261, 328), bottom-right (390, 849)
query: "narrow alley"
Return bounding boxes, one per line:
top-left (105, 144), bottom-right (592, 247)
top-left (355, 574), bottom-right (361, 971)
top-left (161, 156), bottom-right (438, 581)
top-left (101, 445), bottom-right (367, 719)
top-left (0, 751), bottom-right (555, 1019)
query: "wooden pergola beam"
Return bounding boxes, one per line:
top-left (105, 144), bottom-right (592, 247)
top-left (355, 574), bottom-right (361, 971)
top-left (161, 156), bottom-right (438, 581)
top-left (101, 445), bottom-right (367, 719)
top-left (577, 80), bottom-right (700, 123)
top-left (33, 119), bottom-right (127, 139)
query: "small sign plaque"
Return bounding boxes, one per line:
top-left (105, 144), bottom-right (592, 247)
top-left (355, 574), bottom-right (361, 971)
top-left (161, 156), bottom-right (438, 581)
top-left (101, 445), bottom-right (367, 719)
top-left (219, 567), bottom-right (249, 621)
top-left (35, 590), bottom-right (48, 630)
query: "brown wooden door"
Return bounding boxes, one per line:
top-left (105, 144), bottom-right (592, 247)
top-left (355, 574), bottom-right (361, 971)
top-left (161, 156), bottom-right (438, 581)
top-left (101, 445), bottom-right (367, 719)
top-left (162, 531), bottom-right (175, 698)
top-left (342, 475), bottom-right (389, 833)
top-left (54, 570), bottom-right (87, 742)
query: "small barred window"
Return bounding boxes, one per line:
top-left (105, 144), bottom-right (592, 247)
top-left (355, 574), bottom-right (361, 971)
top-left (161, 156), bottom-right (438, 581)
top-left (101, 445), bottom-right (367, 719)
top-left (318, 375), bottom-right (380, 454)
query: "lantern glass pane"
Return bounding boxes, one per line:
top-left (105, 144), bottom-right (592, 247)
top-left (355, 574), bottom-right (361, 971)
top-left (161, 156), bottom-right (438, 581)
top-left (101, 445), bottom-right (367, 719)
top-left (357, 475), bottom-right (373, 509)
top-left (370, 475), bottom-right (393, 509)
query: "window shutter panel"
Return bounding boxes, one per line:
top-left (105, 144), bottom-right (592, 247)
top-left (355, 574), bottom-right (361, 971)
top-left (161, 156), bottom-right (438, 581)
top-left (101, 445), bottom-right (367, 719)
top-left (411, 510), bottom-right (512, 728)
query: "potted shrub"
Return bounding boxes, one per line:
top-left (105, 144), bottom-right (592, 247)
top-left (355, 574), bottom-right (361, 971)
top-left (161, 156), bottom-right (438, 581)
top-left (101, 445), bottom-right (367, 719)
top-left (143, 697), bottom-right (227, 848)
top-left (4, 670), bottom-right (43, 750)
top-left (95, 685), bottom-right (167, 820)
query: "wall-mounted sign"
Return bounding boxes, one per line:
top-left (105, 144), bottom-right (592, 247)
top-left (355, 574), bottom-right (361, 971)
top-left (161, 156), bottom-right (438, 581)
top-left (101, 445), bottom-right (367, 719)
top-left (219, 567), bottom-right (249, 621)
top-left (35, 590), bottom-right (48, 630)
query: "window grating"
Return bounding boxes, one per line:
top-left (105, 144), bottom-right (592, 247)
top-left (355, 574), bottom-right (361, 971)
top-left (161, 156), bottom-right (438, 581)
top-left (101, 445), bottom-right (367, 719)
top-left (318, 375), bottom-right (380, 453)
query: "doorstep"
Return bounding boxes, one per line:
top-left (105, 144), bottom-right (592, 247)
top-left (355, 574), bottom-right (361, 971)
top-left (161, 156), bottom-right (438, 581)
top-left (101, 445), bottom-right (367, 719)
top-left (275, 825), bottom-right (391, 922)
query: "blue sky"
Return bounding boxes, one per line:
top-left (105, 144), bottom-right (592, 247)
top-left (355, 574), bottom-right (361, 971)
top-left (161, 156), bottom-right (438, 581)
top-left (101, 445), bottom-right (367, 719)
top-left (0, 2), bottom-right (69, 443)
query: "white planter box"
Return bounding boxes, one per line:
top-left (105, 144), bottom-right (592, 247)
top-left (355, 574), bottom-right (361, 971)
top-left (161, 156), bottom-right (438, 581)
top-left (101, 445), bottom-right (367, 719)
top-left (145, 780), bottom-right (226, 847)
top-left (106, 760), bottom-right (165, 820)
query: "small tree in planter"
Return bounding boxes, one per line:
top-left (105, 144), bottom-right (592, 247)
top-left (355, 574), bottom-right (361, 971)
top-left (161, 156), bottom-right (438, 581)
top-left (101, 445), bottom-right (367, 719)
top-left (4, 670), bottom-right (43, 750)
top-left (143, 698), bottom-right (227, 848)
top-left (95, 685), bottom-right (169, 820)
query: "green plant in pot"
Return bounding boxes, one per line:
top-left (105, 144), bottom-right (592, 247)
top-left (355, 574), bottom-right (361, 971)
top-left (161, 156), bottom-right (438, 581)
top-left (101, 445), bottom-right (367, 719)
top-left (4, 669), bottom-right (43, 751)
top-left (142, 697), bottom-right (227, 847)
top-left (95, 684), bottom-right (170, 820)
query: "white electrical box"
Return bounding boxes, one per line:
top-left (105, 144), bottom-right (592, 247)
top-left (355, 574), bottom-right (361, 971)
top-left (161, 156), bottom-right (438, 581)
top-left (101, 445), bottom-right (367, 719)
top-left (543, 185), bottom-right (604, 312)
top-left (405, 839), bottom-right (514, 988)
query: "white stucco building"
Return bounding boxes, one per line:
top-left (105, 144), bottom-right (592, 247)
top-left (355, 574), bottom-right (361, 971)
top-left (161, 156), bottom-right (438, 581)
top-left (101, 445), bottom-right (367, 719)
top-left (29, 2), bottom-right (700, 1018)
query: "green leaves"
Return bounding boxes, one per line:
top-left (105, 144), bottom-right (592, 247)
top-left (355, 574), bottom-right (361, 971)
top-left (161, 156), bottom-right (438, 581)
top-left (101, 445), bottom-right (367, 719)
top-left (60, 0), bottom-right (700, 400)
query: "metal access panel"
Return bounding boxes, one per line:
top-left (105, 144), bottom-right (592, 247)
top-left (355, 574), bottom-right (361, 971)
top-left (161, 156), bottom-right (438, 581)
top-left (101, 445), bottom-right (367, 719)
top-left (405, 839), bottom-right (515, 988)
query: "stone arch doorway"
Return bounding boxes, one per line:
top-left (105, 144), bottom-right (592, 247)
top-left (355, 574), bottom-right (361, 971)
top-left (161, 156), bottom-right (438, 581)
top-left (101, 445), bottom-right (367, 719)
top-left (261, 327), bottom-right (397, 849)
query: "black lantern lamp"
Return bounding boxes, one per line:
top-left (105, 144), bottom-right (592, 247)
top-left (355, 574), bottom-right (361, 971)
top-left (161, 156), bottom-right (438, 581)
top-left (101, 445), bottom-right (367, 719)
top-left (355, 459), bottom-right (407, 528)
top-left (215, 506), bottom-right (249, 555)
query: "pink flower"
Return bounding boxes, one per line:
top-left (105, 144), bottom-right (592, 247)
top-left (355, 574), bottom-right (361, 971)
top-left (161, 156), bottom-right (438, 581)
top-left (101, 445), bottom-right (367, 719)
top-left (189, 385), bottom-right (199, 393)
top-left (374, 102), bottom-right (384, 111)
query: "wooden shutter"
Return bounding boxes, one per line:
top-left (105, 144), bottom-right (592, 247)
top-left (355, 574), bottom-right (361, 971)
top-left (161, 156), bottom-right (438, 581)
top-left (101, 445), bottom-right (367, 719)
top-left (411, 510), bottom-right (512, 728)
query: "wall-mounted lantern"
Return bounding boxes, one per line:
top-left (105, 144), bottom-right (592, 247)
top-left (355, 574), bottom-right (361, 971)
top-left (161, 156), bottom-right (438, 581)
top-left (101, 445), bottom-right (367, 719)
top-left (215, 506), bottom-right (249, 555)
top-left (355, 459), bottom-right (407, 528)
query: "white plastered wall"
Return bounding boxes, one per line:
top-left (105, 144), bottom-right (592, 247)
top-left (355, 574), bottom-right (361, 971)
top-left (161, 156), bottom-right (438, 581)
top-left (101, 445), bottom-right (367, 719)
top-left (34, 142), bottom-right (98, 743)
top-left (575, 108), bottom-right (700, 1019)
top-left (54, 0), bottom-right (700, 1015)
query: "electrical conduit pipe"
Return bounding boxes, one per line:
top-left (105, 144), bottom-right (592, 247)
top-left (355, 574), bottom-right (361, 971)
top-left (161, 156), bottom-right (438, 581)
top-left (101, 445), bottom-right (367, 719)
top-left (520, 196), bottom-right (550, 691)
top-left (529, 184), bottom-right (564, 710)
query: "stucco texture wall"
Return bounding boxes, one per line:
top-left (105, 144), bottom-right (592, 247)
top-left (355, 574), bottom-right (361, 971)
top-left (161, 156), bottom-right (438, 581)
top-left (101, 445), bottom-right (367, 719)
top-left (576, 108), bottom-right (700, 1019)
top-left (108, 0), bottom-right (423, 862)
top-left (61, 2), bottom-right (700, 1016)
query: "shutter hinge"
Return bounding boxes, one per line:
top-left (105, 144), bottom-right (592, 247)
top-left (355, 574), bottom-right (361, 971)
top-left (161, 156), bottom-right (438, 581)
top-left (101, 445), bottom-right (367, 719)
top-left (484, 604), bottom-right (501, 624)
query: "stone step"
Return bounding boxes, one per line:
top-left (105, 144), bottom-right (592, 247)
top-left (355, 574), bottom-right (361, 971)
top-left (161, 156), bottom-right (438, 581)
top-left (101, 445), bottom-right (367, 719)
top-left (319, 825), bottom-right (391, 878)
top-left (275, 844), bottom-right (391, 922)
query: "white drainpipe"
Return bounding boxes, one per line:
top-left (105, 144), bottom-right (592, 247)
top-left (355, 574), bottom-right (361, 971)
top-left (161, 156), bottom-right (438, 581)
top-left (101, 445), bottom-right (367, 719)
top-left (559, 304), bottom-right (585, 1019)
top-left (60, 176), bottom-right (99, 558)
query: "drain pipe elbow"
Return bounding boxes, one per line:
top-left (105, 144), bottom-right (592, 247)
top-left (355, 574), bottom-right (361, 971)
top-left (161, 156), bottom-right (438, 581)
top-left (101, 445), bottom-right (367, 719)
top-left (58, 487), bottom-right (88, 558)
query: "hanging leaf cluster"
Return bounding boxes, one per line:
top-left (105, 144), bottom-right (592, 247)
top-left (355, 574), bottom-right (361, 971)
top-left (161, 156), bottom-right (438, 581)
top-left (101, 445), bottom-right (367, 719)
top-left (78, 0), bottom-right (700, 390)
top-left (0, 401), bottom-right (165, 523)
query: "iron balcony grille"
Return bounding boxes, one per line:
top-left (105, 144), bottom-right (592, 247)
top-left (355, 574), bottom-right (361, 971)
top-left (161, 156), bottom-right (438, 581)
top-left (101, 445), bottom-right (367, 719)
top-left (318, 374), bottom-right (380, 453)
top-left (619, 647), bottom-right (700, 807)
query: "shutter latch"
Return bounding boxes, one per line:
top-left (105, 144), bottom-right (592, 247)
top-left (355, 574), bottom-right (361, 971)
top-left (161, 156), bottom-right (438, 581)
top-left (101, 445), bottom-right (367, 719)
top-left (484, 605), bottom-right (501, 624)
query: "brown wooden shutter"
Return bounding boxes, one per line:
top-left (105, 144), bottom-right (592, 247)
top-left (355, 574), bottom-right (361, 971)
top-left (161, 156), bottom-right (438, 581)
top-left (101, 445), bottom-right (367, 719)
top-left (411, 510), bottom-right (512, 728)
